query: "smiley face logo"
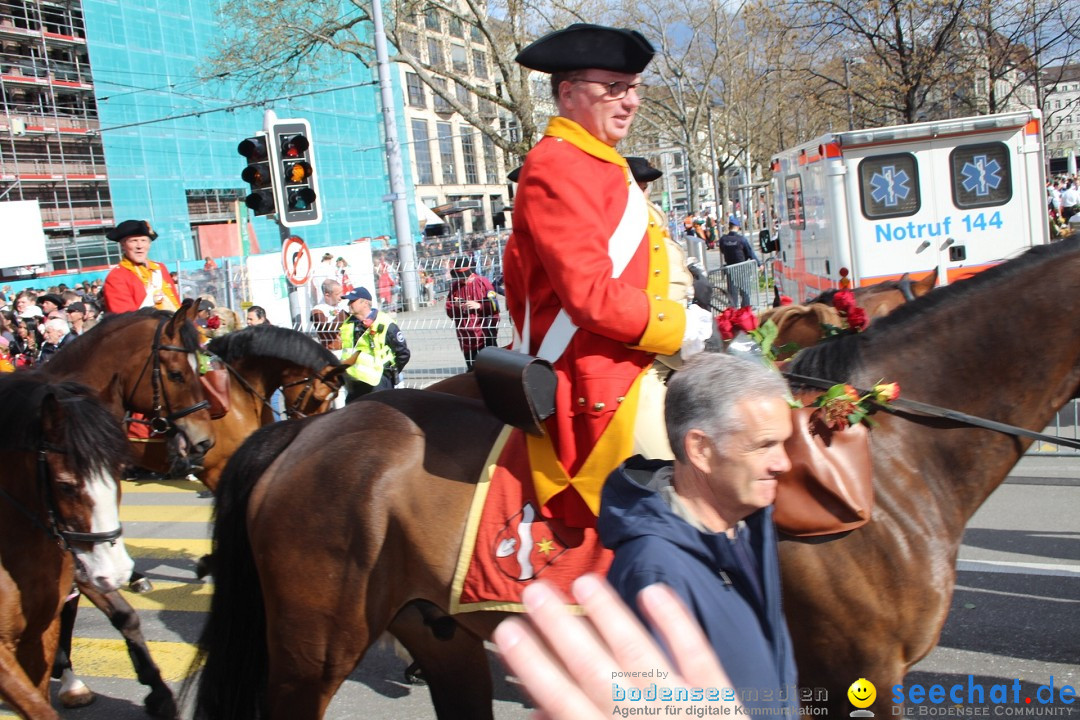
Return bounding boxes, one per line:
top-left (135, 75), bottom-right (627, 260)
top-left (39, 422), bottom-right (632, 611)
top-left (848, 678), bottom-right (877, 709)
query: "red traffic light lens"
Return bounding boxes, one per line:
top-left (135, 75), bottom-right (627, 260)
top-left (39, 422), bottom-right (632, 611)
top-left (237, 137), bottom-right (268, 161)
top-left (281, 134), bottom-right (310, 158)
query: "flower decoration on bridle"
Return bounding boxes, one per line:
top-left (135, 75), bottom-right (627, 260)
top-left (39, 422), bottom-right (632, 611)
top-left (715, 306), bottom-right (758, 342)
top-left (822, 289), bottom-right (869, 337)
top-left (811, 381), bottom-right (901, 431)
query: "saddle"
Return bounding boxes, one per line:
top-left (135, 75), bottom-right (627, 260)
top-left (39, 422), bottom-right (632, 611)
top-left (472, 347), bottom-right (557, 436)
top-left (773, 404), bottom-right (874, 537)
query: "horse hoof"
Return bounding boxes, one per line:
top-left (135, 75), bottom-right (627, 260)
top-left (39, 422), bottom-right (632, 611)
top-left (195, 554), bottom-right (213, 580)
top-left (144, 686), bottom-right (179, 719)
top-left (129, 576), bottom-right (154, 594)
top-left (60, 685), bottom-right (96, 709)
top-left (404, 661), bottom-right (427, 686)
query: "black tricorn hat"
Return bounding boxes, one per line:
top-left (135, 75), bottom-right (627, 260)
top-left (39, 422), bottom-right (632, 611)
top-left (36, 293), bottom-right (63, 308)
top-left (106, 219), bottom-right (158, 242)
top-left (515, 24), bottom-right (654, 75)
top-left (507, 166), bottom-right (522, 183)
top-left (625, 156), bottom-right (663, 184)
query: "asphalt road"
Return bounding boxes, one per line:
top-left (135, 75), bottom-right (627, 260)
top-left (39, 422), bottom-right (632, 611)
top-left (3, 458), bottom-right (1077, 720)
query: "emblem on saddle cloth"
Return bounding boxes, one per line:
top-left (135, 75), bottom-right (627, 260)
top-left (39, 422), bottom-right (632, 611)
top-left (451, 427), bottom-right (612, 614)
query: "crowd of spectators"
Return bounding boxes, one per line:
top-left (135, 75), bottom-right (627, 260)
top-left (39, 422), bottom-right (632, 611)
top-left (0, 280), bottom-right (105, 370)
top-left (1047, 175), bottom-right (1080, 238)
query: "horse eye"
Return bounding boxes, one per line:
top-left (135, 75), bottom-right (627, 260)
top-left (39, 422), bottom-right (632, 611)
top-left (167, 370), bottom-right (185, 383)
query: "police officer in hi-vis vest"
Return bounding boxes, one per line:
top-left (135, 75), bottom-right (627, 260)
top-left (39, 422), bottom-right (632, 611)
top-left (338, 287), bottom-right (410, 403)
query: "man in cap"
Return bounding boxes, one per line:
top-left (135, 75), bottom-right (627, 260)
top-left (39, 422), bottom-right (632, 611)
top-left (504, 24), bottom-right (713, 527)
top-left (102, 219), bottom-right (181, 313)
top-left (446, 255), bottom-right (500, 370)
top-left (338, 287), bottom-right (410, 402)
top-left (718, 219), bottom-right (761, 308)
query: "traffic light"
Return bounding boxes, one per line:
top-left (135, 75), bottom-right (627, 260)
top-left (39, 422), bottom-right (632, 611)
top-left (237, 134), bottom-right (277, 216)
top-left (270, 118), bottom-right (320, 227)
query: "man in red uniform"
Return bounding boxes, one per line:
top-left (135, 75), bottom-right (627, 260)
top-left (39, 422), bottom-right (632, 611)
top-left (102, 219), bottom-right (181, 314)
top-left (503, 24), bottom-right (712, 527)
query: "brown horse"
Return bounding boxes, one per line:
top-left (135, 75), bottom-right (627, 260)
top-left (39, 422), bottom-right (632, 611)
top-left (761, 271), bottom-right (939, 359)
top-left (51, 325), bottom-right (346, 718)
top-left (39, 301), bottom-right (215, 476)
top-left (0, 375), bottom-right (133, 720)
top-left (189, 239), bottom-right (1080, 719)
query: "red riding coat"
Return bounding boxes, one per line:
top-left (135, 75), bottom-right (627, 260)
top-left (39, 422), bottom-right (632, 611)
top-left (503, 117), bottom-right (685, 526)
top-left (103, 259), bottom-right (180, 314)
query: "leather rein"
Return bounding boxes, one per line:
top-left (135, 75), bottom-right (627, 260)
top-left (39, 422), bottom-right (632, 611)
top-left (126, 315), bottom-right (211, 435)
top-left (221, 360), bottom-right (340, 420)
top-left (783, 372), bottom-right (1080, 451)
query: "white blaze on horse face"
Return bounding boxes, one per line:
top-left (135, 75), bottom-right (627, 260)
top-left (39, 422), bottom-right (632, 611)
top-left (72, 469), bottom-right (133, 593)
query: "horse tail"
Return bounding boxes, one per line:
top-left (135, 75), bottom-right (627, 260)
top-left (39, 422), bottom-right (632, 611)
top-left (183, 418), bottom-right (311, 720)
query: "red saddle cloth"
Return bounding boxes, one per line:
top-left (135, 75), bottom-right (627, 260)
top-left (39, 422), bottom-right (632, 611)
top-left (451, 427), bottom-right (612, 613)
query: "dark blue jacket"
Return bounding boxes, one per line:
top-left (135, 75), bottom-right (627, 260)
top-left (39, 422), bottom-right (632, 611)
top-left (599, 456), bottom-right (799, 716)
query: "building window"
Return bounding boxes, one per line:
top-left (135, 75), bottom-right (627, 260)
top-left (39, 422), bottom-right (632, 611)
top-left (424, 8), bottom-right (440, 31)
top-left (412, 119), bottom-right (434, 184)
top-left (455, 82), bottom-right (471, 111)
top-left (478, 90), bottom-right (495, 117)
top-left (448, 15), bottom-right (463, 38)
top-left (433, 77), bottom-right (451, 113)
top-left (451, 44), bottom-right (468, 74)
top-left (406, 72), bottom-right (425, 108)
top-left (461, 129), bottom-right (479, 184)
top-left (472, 50), bottom-right (488, 79)
top-left (400, 31), bottom-right (419, 57)
top-left (470, 24), bottom-right (483, 43)
top-left (482, 133), bottom-right (498, 184)
top-left (426, 37), bottom-right (443, 70)
top-left (438, 122), bottom-right (457, 184)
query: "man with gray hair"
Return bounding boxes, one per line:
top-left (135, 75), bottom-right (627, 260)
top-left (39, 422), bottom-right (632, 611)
top-left (598, 352), bottom-right (799, 717)
top-left (37, 316), bottom-right (73, 364)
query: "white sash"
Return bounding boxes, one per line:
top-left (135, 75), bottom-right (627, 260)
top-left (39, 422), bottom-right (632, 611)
top-left (517, 178), bottom-right (648, 363)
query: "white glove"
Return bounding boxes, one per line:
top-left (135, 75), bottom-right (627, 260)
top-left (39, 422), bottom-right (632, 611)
top-left (680, 305), bottom-right (714, 359)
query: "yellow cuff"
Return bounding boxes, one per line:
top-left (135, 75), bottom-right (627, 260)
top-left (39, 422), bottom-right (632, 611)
top-left (629, 297), bottom-right (685, 355)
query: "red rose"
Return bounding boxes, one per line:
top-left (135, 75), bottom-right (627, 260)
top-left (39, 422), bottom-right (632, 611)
top-left (716, 309), bottom-right (735, 341)
top-left (832, 289), bottom-right (856, 315)
top-left (846, 306), bottom-right (869, 331)
top-left (733, 306), bottom-right (758, 333)
top-left (206, 316), bottom-right (221, 330)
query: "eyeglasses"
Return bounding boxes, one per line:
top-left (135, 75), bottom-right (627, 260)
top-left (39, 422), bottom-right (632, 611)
top-left (571, 79), bottom-right (646, 100)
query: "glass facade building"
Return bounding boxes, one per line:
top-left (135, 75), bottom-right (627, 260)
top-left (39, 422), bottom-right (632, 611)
top-left (1, 0), bottom-right (411, 279)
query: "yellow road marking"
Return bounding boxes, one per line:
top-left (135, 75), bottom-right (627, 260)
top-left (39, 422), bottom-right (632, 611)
top-left (68, 637), bottom-right (198, 682)
top-left (78, 580), bottom-right (213, 612)
top-left (122, 478), bottom-right (205, 493)
top-left (120, 505), bottom-right (212, 523)
top-left (125, 537), bottom-right (212, 559)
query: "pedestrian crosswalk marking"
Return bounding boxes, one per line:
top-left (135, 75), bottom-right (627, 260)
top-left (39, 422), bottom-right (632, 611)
top-left (122, 478), bottom-right (204, 493)
top-left (79, 580), bottom-right (213, 612)
top-left (125, 537), bottom-right (212, 558)
top-left (68, 637), bottom-right (198, 682)
top-left (121, 505), bottom-right (213, 522)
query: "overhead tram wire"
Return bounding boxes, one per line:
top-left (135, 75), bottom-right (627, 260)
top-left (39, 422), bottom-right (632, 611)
top-left (89, 80), bottom-right (379, 135)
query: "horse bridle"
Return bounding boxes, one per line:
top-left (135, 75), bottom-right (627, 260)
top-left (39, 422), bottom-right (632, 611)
top-left (0, 443), bottom-right (123, 551)
top-left (222, 360), bottom-right (340, 420)
top-left (784, 372), bottom-right (1080, 450)
top-left (126, 316), bottom-right (211, 435)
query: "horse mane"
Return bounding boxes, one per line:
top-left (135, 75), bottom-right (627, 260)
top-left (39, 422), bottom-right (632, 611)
top-left (0, 374), bottom-right (129, 474)
top-left (207, 326), bottom-right (341, 373)
top-left (789, 238), bottom-right (1080, 384)
top-left (63, 307), bottom-right (202, 354)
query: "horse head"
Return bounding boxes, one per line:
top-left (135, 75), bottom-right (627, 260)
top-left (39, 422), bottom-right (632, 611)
top-left (857, 268), bottom-right (939, 319)
top-left (280, 363), bottom-right (349, 417)
top-left (37, 381), bottom-right (134, 593)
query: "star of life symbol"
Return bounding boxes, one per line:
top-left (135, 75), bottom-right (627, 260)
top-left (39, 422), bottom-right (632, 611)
top-left (960, 155), bottom-right (1002, 197)
top-left (869, 166), bottom-right (911, 207)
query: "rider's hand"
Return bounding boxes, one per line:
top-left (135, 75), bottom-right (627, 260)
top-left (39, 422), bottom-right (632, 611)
top-left (680, 305), bottom-right (714, 358)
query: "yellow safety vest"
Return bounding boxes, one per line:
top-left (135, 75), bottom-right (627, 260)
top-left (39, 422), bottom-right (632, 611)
top-left (340, 317), bottom-right (394, 386)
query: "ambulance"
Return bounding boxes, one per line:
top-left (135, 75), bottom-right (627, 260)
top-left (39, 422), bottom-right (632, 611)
top-left (769, 109), bottom-right (1048, 302)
